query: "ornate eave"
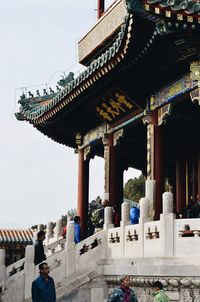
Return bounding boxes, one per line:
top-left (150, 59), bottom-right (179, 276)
top-left (127, 0), bottom-right (200, 18)
top-left (16, 13), bottom-right (132, 125)
top-left (15, 0), bottom-right (200, 147)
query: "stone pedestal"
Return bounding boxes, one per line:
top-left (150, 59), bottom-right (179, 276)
top-left (65, 222), bottom-right (76, 278)
top-left (103, 207), bottom-right (114, 231)
top-left (162, 192), bottom-right (173, 214)
top-left (0, 249), bottom-right (5, 289)
top-left (55, 218), bottom-right (63, 240)
top-left (37, 224), bottom-right (43, 232)
top-left (145, 180), bottom-right (155, 220)
top-left (139, 198), bottom-right (150, 257)
top-left (120, 202), bottom-right (130, 227)
top-left (46, 221), bottom-right (54, 245)
top-left (139, 197), bottom-right (149, 219)
top-left (24, 245), bottom-right (35, 299)
top-left (160, 192), bottom-right (175, 257)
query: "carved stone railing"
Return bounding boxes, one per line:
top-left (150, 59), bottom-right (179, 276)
top-left (107, 227), bottom-right (124, 258)
top-left (44, 237), bottom-right (65, 257)
top-left (76, 230), bottom-right (106, 271)
top-left (34, 250), bottom-right (66, 287)
top-left (78, 0), bottom-right (127, 64)
top-left (174, 218), bottom-right (200, 257)
top-left (125, 224), bottom-right (140, 258)
top-left (3, 193), bottom-right (200, 301)
top-left (6, 258), bottom-right (25, 281)
top-left (143, 221), bottom-right (161, 257)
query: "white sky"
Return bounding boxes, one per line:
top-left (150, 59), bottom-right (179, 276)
top-left (0, 0), bottom-right (140, 228)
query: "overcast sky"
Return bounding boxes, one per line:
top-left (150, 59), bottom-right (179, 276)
top-left (0, 0), bottom-right (140, 229)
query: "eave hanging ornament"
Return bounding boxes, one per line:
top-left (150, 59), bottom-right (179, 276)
top-left (190, 61), bottom-right (200, 106)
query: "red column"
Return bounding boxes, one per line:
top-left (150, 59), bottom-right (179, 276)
top-left (176, 158), bottom-right (186, 213)
top-left (97, 0), bottom-right (105, 19)
top-left (77, 149), bottom-right (89, 239)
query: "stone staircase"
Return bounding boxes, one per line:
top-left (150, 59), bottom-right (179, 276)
top-left (2, 194), bottom-right (200, 301)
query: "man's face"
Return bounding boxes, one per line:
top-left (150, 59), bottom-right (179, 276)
top-left (122, 277), bottom-right (130, 288)
top-left (41, 264), bottom-right (49, 276)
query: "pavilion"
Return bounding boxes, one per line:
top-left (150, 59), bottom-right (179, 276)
top-left (16, 0), bottom-right (200, 238)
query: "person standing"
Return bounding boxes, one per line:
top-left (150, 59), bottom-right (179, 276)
top-left (152, 281), bottom-right (170, 302)
top-left (73, 216), bottom-right (81, 244)
top-left (107, 275), bottom-right (138, 302)
top-left (32, 262), bottom-right (56, 302)
top-left (130, 206), bottom-right (140, 225)
top-left (34, 230), bottom-right (46, 265)
top-left (61, 221), bottom-right (67, 239)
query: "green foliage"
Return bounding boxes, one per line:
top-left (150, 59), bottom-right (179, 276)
top-left (62, 208), bottom-right (77, 224)
top-left (89, 196), bottom-right (102, 212)
top-left (89, 196), bottom-right (102, 226)
top-left (124, 175), bottom-right (145, 202)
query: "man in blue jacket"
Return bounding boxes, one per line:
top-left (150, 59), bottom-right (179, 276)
top-left (73, 216), bottom-right (81, 243)
top-left (32, 262), bottom-right (56, 302)
top-left (130, 206), bottom-right (140, 224)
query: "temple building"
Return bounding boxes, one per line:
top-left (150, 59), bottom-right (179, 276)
top-left (6, 2), bottom-right (200, 300)
top-left (16, 0), bottom-right (200, 237)
top-left (0, 229), bottom-right (33, 266)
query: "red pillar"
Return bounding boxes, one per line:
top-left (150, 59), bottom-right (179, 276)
top-left (97, 0), bottom-right (105, 20)
top-left (77, 149), bottom-right (89, 239)
top-left (176, 157), bottom-right (186, 213)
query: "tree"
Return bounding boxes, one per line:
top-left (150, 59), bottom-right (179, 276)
top-left (124, 175), bottom-right (145, 202)
top-left (89, 196), bottom-right (102, 212)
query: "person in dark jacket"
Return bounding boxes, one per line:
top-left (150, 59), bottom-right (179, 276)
top-left (34, 230), bottom-right (46, 265)
top-left (32, 262), bottom-right (56, 302)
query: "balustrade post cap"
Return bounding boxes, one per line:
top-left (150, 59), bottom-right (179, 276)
top-left (0, 249), bottom-right (5, 266)
top-left (139, 197), bottom-right (149, 218)
top-left (162, 191), bottom-right (173, 214)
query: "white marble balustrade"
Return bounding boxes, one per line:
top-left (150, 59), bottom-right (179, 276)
top-left (125, 224), bottom-right (140, 258)
top-left (174, 218), bottom-right (200, 257)
top-left (76, 230), bottom-right (106, 271)
top-left (143, 221), bottom-right (161, 257)
top-left (6, 258), bottom-right (25, 281)
top-left (44, 237), bottom-right (66, 257)
top-left (107, 227), bottom-right (123, 258)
